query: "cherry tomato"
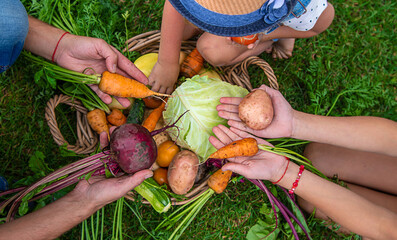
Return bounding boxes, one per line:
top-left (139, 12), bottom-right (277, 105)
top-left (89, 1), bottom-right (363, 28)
top-left (156, 140), bottom-right (180, 167)
top-left (231, 34), bottom-right (258, 45)
top-left (143, 97), bottom-right (163, 108)
top-left (153, 168), bottom-right (169, 186)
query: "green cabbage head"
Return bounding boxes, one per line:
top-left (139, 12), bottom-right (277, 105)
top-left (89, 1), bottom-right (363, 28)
top-left (163, 75), bottom-right (249, 162)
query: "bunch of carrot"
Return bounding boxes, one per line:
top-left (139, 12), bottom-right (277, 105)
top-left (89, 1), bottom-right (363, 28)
top-left (25, 53), bottom-right (170, 99)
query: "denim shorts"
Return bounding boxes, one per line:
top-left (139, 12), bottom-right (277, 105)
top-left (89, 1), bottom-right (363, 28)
top-left (0, 0), bottom-right (29, 73)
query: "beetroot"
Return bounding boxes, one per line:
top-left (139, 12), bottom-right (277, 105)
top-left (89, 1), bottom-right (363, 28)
top-left (110, 124), bottom-right (157, 174)
top-left (1, 112), bottom-right (187, 222)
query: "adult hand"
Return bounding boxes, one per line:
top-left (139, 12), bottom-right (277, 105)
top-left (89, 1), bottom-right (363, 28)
top-left (217, 85), bottom-right (295, 138)
top-left (71, 169), bottom-right (153, 211)
top-left (99, 126), bottom-right (117, 149)
top-left (54, 34), bottom-right (148, 108)
top-left (148, 61), bottom-right (179, 94)
top-left (209, 125), bottom-right (288, 182)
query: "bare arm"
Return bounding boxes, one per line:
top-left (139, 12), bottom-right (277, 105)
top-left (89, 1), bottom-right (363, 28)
top-left (0, 171), bottom-right (152, 240)
top-left (218, 85), bottom-right (397, 156)
top-left (292, 111), bottom-right (397, 156)
top-left (24, 16), bottom-right (66, 61)
top-left (210, 126), bottom-right (397, 240)
top-left (149, 0), bottom-right (187, 94)
top-left (279, 163), bottom-right (397, 240)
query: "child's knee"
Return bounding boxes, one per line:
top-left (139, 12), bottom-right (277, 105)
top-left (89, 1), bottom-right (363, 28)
top-left (196, 36), bottom-right (235, 67)
top-left (197, 42), bottom-right (230, 67)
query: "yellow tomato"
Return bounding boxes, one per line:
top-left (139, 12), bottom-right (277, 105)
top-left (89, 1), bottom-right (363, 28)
top-left (199, 68), bottom-right (221, 79)
top-left (156, 140), bottom-right (180, 167)
top-left (134, 53), bottom-right (159, 77)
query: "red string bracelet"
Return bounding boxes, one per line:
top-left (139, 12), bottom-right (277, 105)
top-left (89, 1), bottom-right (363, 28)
top-left (288, 165), bottom-right (305, 195)
top-left (52, 32), bottom-right (70, 63)
top-left (272, 158), bottom-right (290, 184)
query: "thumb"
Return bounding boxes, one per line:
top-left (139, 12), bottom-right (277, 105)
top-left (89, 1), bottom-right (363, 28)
top-left (222, 163), bottom-right (251, 178)
top-left (120, 169), bottom-right (153, 192)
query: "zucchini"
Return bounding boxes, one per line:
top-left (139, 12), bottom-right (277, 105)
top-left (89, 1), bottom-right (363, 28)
top-left (127, 98), bottom-right (145, 124)
top-left (134, 177), bottom-right (171, 213)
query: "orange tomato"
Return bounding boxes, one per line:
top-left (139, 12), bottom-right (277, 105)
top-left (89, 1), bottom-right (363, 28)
top-left (143, 97), bottom-right (163, 108)
top-left (231, 34), bottom-right (258, 45)
top-left (156, 140), bottom-right (180, 167)
top-left (153, 168), bottom-right (169, 186)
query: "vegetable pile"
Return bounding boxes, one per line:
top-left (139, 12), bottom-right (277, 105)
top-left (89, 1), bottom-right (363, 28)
top-left (163, 75), bottom-right (249, 161)
top-left (4, 48), bottom-right (322, 240)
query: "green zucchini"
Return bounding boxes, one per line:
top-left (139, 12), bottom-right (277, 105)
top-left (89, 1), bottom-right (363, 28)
top-left (134, 177), bottom-right (171, 213)
top-left (126, 98), bottom-right (145, 124)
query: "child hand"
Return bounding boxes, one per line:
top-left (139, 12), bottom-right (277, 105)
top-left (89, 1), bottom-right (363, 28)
top-left (217, 85), bottom-right (295, 138)
top-left (149, 61), bottom-right (180, 94)
top-left (209, 124), bottom-right (288, 182)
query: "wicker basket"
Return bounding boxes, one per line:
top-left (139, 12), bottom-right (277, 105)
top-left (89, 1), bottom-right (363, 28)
top-left (45, 30), bottom-right (279, 206)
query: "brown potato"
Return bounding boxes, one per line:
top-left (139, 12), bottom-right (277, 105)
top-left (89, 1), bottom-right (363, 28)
top-left (167, 150), bottom-right (199, 195)
top-left (238, 89), bottom-right (274, 130)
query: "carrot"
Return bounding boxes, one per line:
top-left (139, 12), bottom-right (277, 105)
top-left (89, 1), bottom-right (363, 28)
top-left (142, 99), bottom-right (167, 132)
top-left (107, 109), bottom-right (127, 126)
top-left (207, 169), bottom-right (233, 194)
top-left (208, 138), bottom-right (258, 159)
top-left (180, 48), bottom-right (204, 78)
top-left (99, 71), bottom-right (170, 98)
top-left (231, 34), bottom-right (258, 45)
top-left (87, 109), bottom-right (110, 137)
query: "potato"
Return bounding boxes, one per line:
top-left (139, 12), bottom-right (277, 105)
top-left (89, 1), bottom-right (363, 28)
top-left (167, 150), bottom-right (199, 195)
top-left (238, 89), bottom-right (274, 130)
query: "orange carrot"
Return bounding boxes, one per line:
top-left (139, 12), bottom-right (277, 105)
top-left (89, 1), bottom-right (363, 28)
top-left (106, 109), bottom-right (127, 126)
top-left (207, 169), bottom-right (233, 194)
top-left (87, 109), bottom-right (109, 137)
top-left (143, 97), bottom-right (163, 109)
top-left (209, 138), bottom-right (258, 159)
top-left (142, 99), bottom-right (167, 132)
top-left (180, 48), bottom-right (204, 78)
top-left (99, 71), bottom-right (170, 98)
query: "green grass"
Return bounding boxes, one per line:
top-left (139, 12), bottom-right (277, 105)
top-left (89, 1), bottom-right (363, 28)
top-left (1, 0), bottom-right (396, 239)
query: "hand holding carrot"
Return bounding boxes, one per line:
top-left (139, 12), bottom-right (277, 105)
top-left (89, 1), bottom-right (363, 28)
top-left (209, 125), bottom-right (288, 182)
top-left (53, 33), bottom-right (148, 107)
top-left (217, 85), bottom-right (294, 139)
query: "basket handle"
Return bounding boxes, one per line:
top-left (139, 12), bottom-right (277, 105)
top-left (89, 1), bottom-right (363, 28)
top-left (45, 94), bottom-right (98, 155)
top-left (218, 56), bottom-right (279, 91)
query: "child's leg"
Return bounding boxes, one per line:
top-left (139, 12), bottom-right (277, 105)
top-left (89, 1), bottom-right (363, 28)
top-left (196, 32), bottom-right (274, 67)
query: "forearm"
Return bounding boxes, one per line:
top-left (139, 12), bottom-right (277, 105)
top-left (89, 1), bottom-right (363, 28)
top-left (24, 16), bottom-right (67, 61)
top-left (278, 163), bottom-right (397, 239)
top-left (292, 111), bottom-right (397, 156)
top-left (158, 0), bottom-right (185, 65)
top-left (0, 192), bottom-right (98, 240)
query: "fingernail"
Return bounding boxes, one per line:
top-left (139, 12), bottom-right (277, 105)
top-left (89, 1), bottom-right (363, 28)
top-left (112, 64), bottom-right (116, 73)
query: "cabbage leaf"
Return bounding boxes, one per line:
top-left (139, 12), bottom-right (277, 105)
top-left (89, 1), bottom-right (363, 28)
top-left (163, 76), bottom-right (249, 162)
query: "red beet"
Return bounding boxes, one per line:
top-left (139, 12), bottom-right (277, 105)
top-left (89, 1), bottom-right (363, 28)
top-left (110, 124), bottom-right (157, 174)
